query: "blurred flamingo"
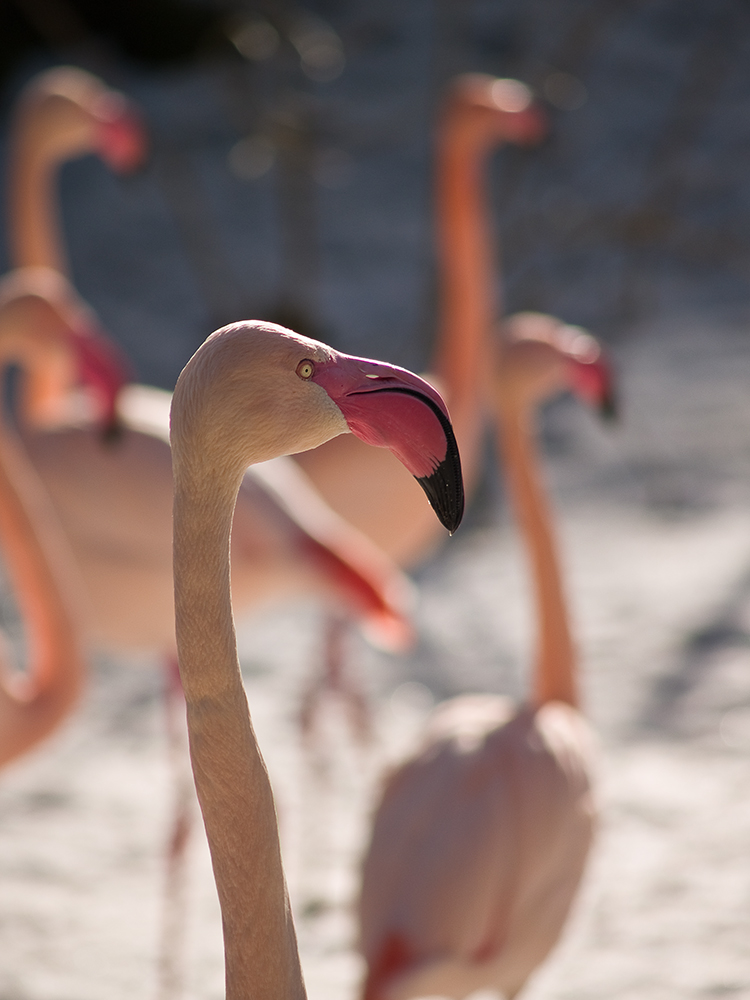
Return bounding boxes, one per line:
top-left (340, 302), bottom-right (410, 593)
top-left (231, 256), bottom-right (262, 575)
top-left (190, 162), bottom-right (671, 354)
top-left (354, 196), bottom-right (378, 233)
top-left (293, 73), bottom-right (546, 747)
top-left (7, 65), bottom-right (145, 277)
top-left (357, 318), bottom-right (615, 1000)
top-left (293, 74), bottom-right (546, 566)
top-left (5, 66), bottom-right (144, 431)
top-left (0, 278), bottom-right (92, 767)
top-left (169, 319), bottom-right (464, 1000)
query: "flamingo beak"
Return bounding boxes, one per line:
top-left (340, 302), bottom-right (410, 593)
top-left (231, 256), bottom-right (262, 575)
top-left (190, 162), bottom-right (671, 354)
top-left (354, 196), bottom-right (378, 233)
top-left (312, 352), bottom-right (465, 534)
top-left (93, 94), bottom-right (148, 173)
top-left (568, 355), bottom-right (618, 422)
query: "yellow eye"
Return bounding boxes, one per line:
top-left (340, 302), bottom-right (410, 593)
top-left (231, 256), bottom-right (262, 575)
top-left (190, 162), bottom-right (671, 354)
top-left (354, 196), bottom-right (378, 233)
top-left (296, 359), bottom-right (314, 379)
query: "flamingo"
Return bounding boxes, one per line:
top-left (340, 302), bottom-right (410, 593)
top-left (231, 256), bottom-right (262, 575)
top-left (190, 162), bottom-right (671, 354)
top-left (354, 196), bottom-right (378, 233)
top-left (356, 317), bottom-right (614, 1000)
top-left (293, 72), bottom-right (545, 744)
top-left (169, 318), bottom-right (464, 999)
top-left (0, 275), bottom-right (116, 766)
top-left (7, 65), bottom-right (145, 277)
top-left (4, 65), bottom-right (144, 432)
top-left (292, 74), bottom-right (546, 567)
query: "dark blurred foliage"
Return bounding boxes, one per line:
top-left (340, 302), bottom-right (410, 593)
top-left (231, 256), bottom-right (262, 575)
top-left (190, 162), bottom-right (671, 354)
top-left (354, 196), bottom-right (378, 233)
top-left (1, 0), bottom-right (224, 79)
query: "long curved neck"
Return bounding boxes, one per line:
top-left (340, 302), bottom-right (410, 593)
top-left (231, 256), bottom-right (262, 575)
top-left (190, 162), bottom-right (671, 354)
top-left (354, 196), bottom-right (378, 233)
top-left (497, 404), bottom-right (578, 708)
top-left (172, 461), bottom-right (306, 1000)
top-left (8, 131), bottom-right (69, 273)
top-left (0, 418), bottom-right (85, 766)
top-left (431, 128), bottom-right (498, 485)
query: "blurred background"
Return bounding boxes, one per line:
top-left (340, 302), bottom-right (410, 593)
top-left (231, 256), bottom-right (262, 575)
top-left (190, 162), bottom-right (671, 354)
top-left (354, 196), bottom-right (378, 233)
top-left (1, 1), bottom-right (750, 999)
top-left (3, 0), bottom-right (750, 385)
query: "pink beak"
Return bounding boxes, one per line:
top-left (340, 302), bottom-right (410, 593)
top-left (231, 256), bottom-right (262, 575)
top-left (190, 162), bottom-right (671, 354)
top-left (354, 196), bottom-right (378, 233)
top-left (94, 95), bottom-right (147, 173)
top-left (311, 351), bottom-right (465, 534)
top-left (568, 355), bottom-right (617, 421)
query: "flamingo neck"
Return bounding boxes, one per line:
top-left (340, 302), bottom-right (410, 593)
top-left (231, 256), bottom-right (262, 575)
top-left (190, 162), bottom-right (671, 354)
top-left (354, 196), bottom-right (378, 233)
top-left (8, 137), bottom-right (69, 273)
top-left (172, 464), bottom-right (306, 1000)
top-left (498, 404), bottom-right (578, 709)
top-left (432, 130), bottom-right (498, 478)
top-left (0, 368), bottom-right (84, 765)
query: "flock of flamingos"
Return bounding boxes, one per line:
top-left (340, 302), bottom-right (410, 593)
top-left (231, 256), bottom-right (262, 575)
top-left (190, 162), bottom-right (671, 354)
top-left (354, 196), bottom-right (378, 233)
top-left (0, 65), bottom-right (619, 999)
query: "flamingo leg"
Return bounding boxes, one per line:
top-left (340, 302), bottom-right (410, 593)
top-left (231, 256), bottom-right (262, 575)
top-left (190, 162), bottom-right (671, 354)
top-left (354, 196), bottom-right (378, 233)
top-left (156, 655), bottom-right (194, 1000)
top-left (298, 615), bottom-right (373, 750)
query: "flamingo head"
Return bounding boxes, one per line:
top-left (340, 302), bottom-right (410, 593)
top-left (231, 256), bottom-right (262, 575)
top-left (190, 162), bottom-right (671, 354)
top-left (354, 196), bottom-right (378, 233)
top-left (0, 268), bottom-right (131, 438)
top-left (23, 312), bottom-right (132, 440)
top-left (442, 74), bottom-right (547, 149)
top-left (16, 67), bottom-right (146, 173)
top-left (493, 312), bottom-right (616, 420)
top-left (171, 321), bottom-right (465, 534)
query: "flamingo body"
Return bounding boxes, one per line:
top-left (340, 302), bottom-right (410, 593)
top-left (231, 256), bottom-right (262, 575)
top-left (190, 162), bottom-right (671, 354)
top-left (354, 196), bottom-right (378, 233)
top-left (360, 696), bottom-right (595, 1000)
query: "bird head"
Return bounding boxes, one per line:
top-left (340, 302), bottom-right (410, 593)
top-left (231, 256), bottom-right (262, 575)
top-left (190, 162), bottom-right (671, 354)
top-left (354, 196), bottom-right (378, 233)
top-left (493, 312), bottom-right (616, 420)
top-left (441, 74), bottom-right (547, 150)
top-left (171, 321), bottom-right (465, 534)
top-left (15, 67), bottom-right (146, 173)
top-left (0, 268), bottom-right (131, 438)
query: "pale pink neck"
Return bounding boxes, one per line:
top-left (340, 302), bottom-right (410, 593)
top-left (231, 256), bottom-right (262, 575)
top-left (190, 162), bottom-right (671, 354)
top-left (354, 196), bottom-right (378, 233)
top-left (498, 406), bottom-right (578, 708)
top-left (431, 130), bottom-right (498, 483)
top-left (0, 420), bottom-right (85, 765)
top-left (8, 136), bottom-right (69, 272)
top-left (172, 466), bottom-right (306, 1000)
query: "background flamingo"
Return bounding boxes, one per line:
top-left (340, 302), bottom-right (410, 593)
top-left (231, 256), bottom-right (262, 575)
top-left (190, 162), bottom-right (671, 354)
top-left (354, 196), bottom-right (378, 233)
top-left (7, 65), bottom-right (145, 278)
top-left (0, 279), bottom-right (95, 767)
top-left (293, 74), bottom-right (546, 567)
top-left (357, 318), bottom-right (614, 1000)
top-left (5, 65), bottom-right (143, 431)
top-left (169, 318), bottom-right (464, 1000)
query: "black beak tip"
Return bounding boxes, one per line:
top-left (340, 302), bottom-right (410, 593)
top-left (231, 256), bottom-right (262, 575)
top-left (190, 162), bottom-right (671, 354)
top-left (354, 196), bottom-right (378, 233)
top-left (415, 428), bottom-right (465, 535)
top-left (445, 498), bottom-right (465, 534)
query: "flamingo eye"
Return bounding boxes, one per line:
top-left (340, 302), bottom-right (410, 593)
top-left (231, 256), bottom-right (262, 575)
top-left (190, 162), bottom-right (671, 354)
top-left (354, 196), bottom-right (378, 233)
top-left (296, 359), bottom-right (315, 379)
